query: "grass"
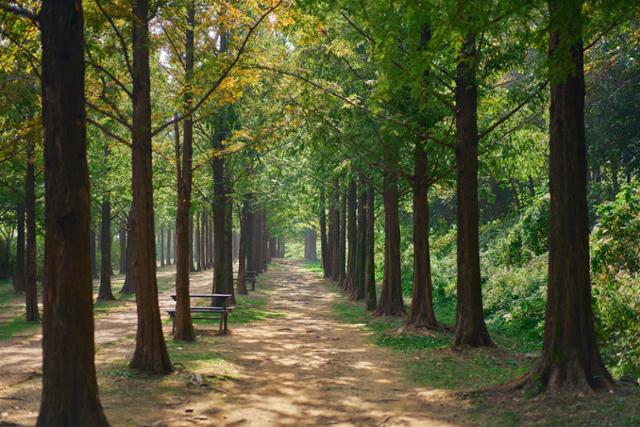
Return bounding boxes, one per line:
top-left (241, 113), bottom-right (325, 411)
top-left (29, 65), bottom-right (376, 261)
top-left (0, 313), bottom-right (40, 340)
top-left (306, 263), bottom-right (640, 426)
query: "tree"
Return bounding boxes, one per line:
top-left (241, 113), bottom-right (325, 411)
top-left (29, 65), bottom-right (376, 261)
top-left (129, 0), bottom-right (173, 373)
top-left (36, 0), bottom-right (109, 422)
top-left (513, 0), bottom-right (613, 394)
top-left (453, 22), bottom-right (493, 347)
top-left (25, 139), bottom-right (39, 321)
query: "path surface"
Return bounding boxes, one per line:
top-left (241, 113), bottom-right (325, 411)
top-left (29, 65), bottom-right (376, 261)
top-left (207, 259), bottom-right (457, 426)
top-left (1, 260), bottom-right (459, 426)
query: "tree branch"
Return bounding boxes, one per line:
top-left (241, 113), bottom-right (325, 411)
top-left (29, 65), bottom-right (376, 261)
top-left (151, 0), bottom-right (286, 137)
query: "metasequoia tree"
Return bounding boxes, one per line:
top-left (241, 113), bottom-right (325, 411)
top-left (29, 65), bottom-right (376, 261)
top-left (25, 140), bottom-right (39, 321)
top-left (453, 9), bottom-right (493, 346)
top-left (36, 0), bottom-right (109, 422)
top-left (512, 0), bottom-right (613, 393)
top-left (129, 0), bottom-right (172, 372)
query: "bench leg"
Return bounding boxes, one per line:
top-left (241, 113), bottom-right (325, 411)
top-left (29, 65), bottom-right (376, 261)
top-left (251, 280), bottom-right (255, 291)
top-left (224, 312), bottom-right (228, 335)
top-left (171, 315), bottom-right (175, 335)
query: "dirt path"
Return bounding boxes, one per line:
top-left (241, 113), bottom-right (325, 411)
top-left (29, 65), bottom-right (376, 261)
top-left (205, 259), bottom-right (458, 426)
top-left (1, 260), bottom-right (460, 426)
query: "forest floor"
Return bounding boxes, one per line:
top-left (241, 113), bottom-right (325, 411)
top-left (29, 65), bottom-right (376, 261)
top-left (1, 259), bottom-right (639, 426)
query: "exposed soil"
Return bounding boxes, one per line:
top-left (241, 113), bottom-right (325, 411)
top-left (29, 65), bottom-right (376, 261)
top-left (0, 259), bottom-right (461, 426)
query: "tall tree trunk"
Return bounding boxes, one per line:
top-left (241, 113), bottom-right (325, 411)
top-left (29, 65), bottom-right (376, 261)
top-left (224, 192), bottom-right (234, 302)
top-left (25, 141), bottom-right (40, 322)
top-left (212, 135), bottom-right (228, 299)
top-left (97, 197), bottom-right (115, 301)
top-left (246, 194), bottom-right (256, 274)
top-left (195, 210), bottom-right (202, 271)
top-left (345, 179), bottom-right (358, 297)
top-left (36, 1), bottom-right (108, 421)
top-left (13, 202), bottom-right (26, 292)
top-left (337, 190), bottom-right (347, 287)
top-left (237, 194), bottom-right (249, 294)
top-left (90, 227), bottom-right (98, 279)
top-left (408, 142), bottom-right (438, 327)
top-left (121, 209), bottom-right (135, 294)
top-left (118, 225), bottom-right (126, 274)
top-left (376, 169), bottom-right (405, 316)
top-left (329, 178), bottom-right (340, 281)
top-left (159, 225), bottom-right (165, 267)
top-left (304, 229), bottom-right (317, 260)
top-left (129, 0), bottom-right (172, 373)
top-left (174, 2), bottom-right (196, 340)
top-left (166, 225), bottom-right (171, 265)
top-left (353, 178), bottom-right (367, 301)
top-left (453, 30), bottom-right (493, 347)
top-left (189, 212), bottom-right (195, 272)
top-left (365, 186), bottom-right (377, 311)
top-left (514, 0), bottom-right (613, 393)
top-left (320, 187), bottom-right (329, 277)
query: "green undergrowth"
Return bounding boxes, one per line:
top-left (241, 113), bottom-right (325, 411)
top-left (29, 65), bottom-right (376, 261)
top-left (303, 259), bottom-right (323, 273)
top-left (331, 296), bottom-right (530, 391)
top-left (0, 314), bottom-right (40, 340)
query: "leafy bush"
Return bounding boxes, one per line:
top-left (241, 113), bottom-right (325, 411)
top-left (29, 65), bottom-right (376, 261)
top-left (591, 185), bottom-right (640, 378)
top-left (497, 194), bottom-right (549, 267)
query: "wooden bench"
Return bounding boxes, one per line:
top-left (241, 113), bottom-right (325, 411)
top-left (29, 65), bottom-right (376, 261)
top-left (168, 293), bottom-right (232, 335)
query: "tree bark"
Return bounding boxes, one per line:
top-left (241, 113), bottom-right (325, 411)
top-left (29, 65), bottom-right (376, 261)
top-left (320, 187), bottom-right (329, 277)
top-left (365, 186), bottom-right (377, 311)
top-left (121, 209), bottom-right (135, 294)
top-left (13, 202), bottom-right (26, 292)
top-left (97, 197), bottom-right (115, 300)
top-left (25, 140), bottom-right (40, 322)
top-left (337, 190), bottom-right (347, 287)
top-left (36, 1), bottom-right (108, 422)
top-left (513, 0), bottom-right (613, 393)
top-left (159, 225), bottom-right (165, 267)
top-left (173, 2), bottom-right (196, 340)
top-left (189, 212), bottom-right (195, 272)
top-left (376, 169), bottom-right (405, 316)
top-left (353, 178), bottom-right (367, 301)
top-left (329, 178), bottom-right (340, 281)
top-left (90, 227), bottom-right (98, 279)
top-left (408, 142), bottom-right (438, 327)
top-left (345, 179), bottom-right (358, 297)
top-left (237, 194), bottom-right (249, 294)
top-left (166, 225), bottom-right (171, 265)
top-left (129, 0), bottom-right (172, 373)
top-left (453, 30), bottom-right (493, 347)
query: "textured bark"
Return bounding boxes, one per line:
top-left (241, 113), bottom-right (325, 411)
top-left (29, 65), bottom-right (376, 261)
top-left (189, 212), bottom-right (195, 272)
top-left (224, 193), bottom-right (235, 302)
top-left (365, 186), bottom-right (377, 311)
top-left (329, 179), bottom-right (340, 281)
top-left (159, 225), bottom-right (165, 267)
top-left (90, 227), bottom-right (98, 279)
top-left (408, 143), bottom-right (438, 327)
top-left (453, 30), bottom-right (493, 347)
top-left (513, 0), bottom-right (613, 394)
top-left (345, 180), bottom-right (358, 297)
top-left (320, 187), bottom-right (329, 277)
top-left (25, 141), bottom-right (40, 322)
top-left (337, 191), bottom-right (347, 287)
top-left (304, 229), bottom-right (317, 260)
top-left (353, 178), bottom-right (367, 301)
top-left (97, 197), bottom-right (115, 301)
top-left (246, 194), bottom-right (257, 274)
top-left (36, 0), bottom-right (108, 422)
top-left (129, 0), bottom-right (172, 373)
top-left (376, 170), bottom-right (405, 316)
top-left (173, 3), bottom-right (196, 340)
top-left (120, 210), bottom-right (135, 294)
top-left (237, 194), bottom-right (249, 295)
top-left (195, 211), bottom-right (202, 271)
top-left (13, 202), bottom-right (25, 292)
top-left (165, 225), bottom-right (171, 265)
